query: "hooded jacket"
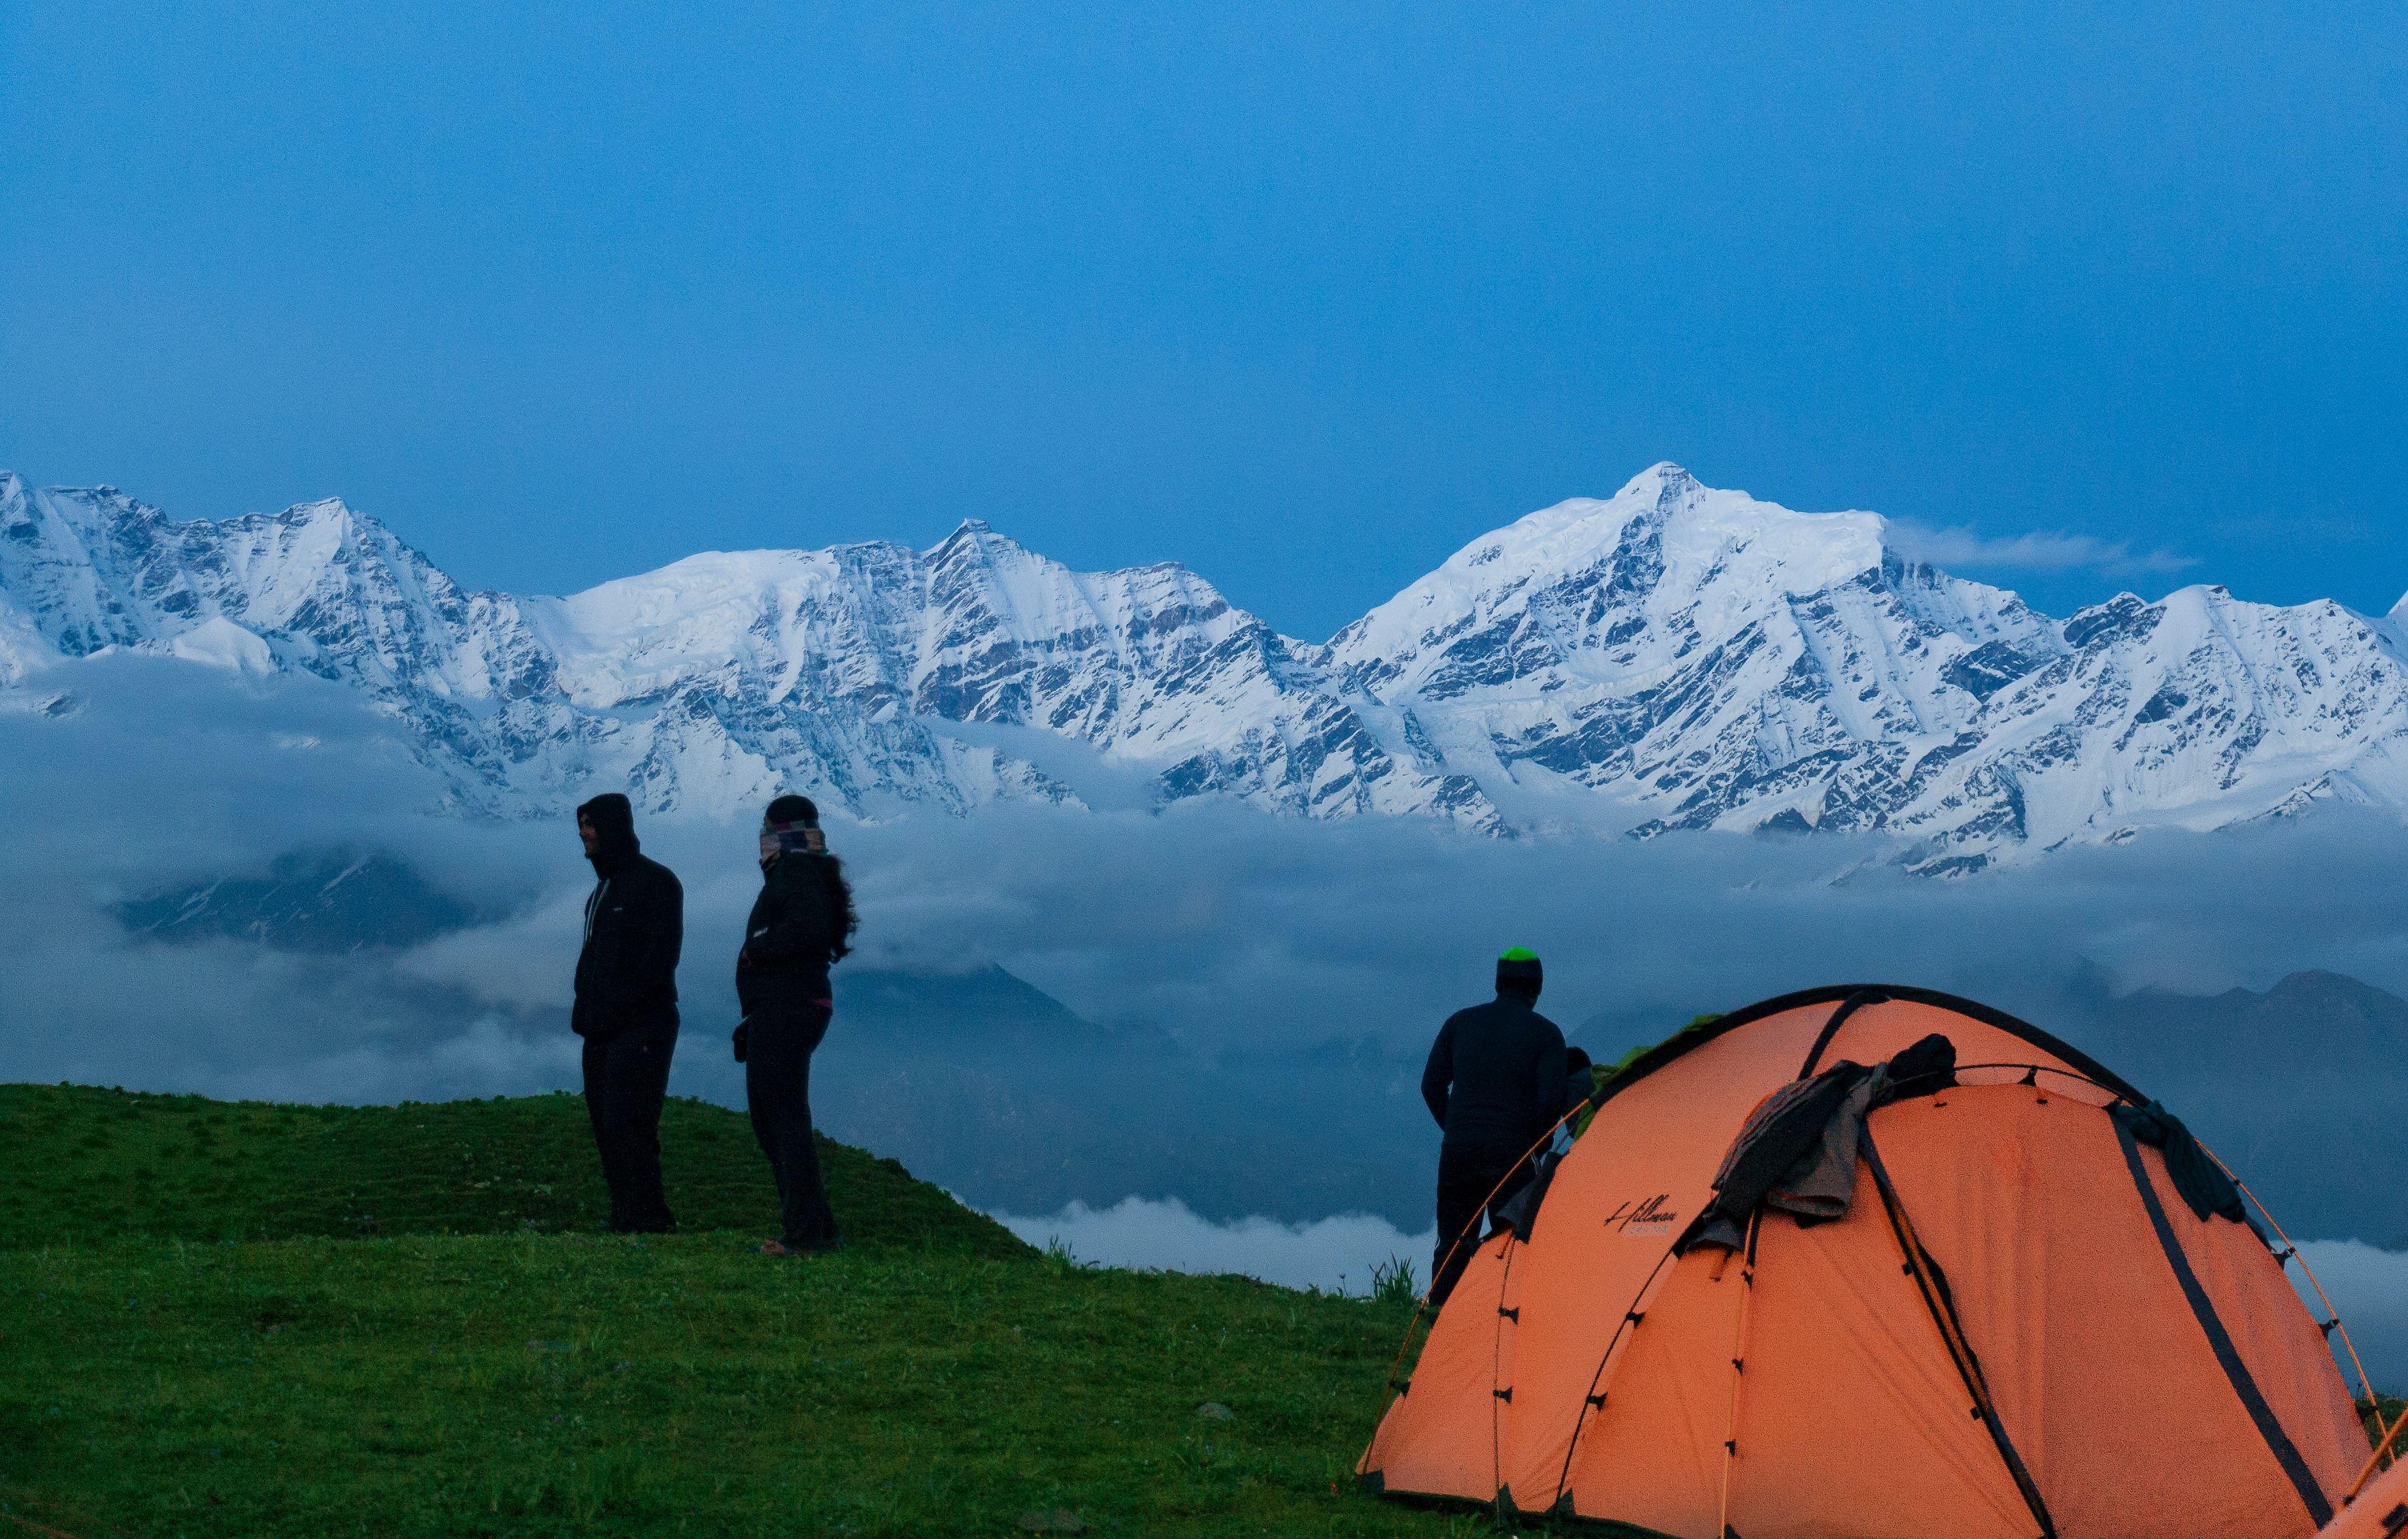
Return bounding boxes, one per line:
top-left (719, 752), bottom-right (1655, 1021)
top-left (736, 851), bottom-right (850, 1023)
top-left (571, 794), bottom-right (684, 1041)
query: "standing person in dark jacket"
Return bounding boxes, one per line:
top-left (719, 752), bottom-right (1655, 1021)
top-left (573, 793), bottom-right (684, 1234)
top-left (735, 794), bottom-right (858, 1257)
top-left (1420, 948), bottom-right (1567, 1306)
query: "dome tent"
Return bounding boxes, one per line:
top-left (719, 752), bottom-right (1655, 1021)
top-left (1359, 985), bottom-right (2373, 1539)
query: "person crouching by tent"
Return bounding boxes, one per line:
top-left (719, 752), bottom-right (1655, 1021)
top-left (572, 793), bottom-right (685, 1234)
top-left (1420, 948), bottom-right (1568, 1306)
top-left (734, 795), bottom-right (858, 1257)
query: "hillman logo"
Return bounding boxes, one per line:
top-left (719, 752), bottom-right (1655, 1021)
top-left (1606, 1195), bottom-right (1679, 1233)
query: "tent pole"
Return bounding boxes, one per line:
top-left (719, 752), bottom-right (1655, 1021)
top-left (2348, 1387), bottom-right (2408, 1504)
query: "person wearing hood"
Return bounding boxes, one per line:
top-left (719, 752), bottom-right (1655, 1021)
top-left (735, 794), bottom-right (858, 1257)
top-left (573, 793), bottom-right (685, 1234)
top-left (1420, 947), bottom-right (1567, 1306)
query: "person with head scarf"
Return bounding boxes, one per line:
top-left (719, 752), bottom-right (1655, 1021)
top-left (1419, 947), bottom-right (1567, 1306)
top-left (572, 792), bottom-right (685, 1234)
top-left (735, 794), bottom-right (858, 1256)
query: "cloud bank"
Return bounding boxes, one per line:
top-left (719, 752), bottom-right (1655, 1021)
top-left (1886, 517), bottom-right (2199, 579)
top-left (2297, 1240), bottom-right (2408, 1393)
top-left (995, 1197), bottom-right (1434, 1299)
top-left (16, 656), bottom-right (2408, 1068)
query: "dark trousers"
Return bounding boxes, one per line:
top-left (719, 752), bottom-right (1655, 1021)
top-left (1430, 1140), bottom-right (1530, 1308)
top-left (745, 1006), bottom-right (839, 1249)
top-left (581, 1020), bottom-right (678, 1233)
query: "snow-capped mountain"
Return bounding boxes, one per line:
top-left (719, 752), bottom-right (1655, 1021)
top-left (1329, 467), bottom-right (2408, 868)
top-left (6, 463), bottom-right (2405, 870)
top-left (0, 471), bottom-right (1488, 829)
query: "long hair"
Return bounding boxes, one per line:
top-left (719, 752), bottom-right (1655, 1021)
top-left (815, 852), bottom-right (860, 962)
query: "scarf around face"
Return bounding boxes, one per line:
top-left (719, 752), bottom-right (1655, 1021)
top-left (759, 821), bottom-right (828, 863)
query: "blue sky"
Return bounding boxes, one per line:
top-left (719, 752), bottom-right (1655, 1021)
top-left (2, 3), bottom-right (2402, 640)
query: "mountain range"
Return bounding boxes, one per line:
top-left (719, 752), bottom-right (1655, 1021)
top-left (8, 463), bottom-right (2407, 871)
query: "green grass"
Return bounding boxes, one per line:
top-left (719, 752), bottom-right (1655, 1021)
top-left (0, 1082), bottom-right (1016, 1253)
top-left (0, 1084), bottom-right (1466, 1538)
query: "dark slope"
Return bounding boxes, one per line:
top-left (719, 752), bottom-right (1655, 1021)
top-left (114, 850), bottom-right (488, 953)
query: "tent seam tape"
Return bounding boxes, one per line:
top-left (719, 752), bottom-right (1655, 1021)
top-left (2112, 1118), bottom-right (2334, 1528)
top-left (1861, 1129), bottom-right (2058, 1538)
top-left (1794, 987), bottom-right (1888, 1080)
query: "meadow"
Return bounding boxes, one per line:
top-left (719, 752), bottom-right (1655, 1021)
top-left (0, 1084), bottom-right (1473, 1538)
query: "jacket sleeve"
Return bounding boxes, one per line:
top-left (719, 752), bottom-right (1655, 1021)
top-left (622, 868), bottom-right (683, 1023)
top-left (1531, 1017), bottom-right (1569, 1136)
top-left (1422, 1021), bottom-right (1454, 1129)
top-left (745, 872), bottom-right (831, 964)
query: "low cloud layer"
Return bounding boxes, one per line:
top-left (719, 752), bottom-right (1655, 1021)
top-left (2298, 1240), bottom-right (2408, 1393)
top-left (995, 1197), bottom-right (1434, 1299)
top-left (1886, 517), bottom-right (2199, 580)
top-left (823, 797), bottom-right (2408, 1067)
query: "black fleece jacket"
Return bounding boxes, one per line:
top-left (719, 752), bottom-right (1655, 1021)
top-left (1422, 994), bottom-right (1569, 1151)
top-left (736, 852), bottom-right (851, 1022)
top-left (571, 798), bottom-right (684, 1041)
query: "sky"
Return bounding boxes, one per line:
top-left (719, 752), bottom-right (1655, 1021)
top-left (2, 4), bottom-right (2403, 640)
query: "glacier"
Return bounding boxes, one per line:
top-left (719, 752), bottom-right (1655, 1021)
top-left (5, 462), bottom-right (2405, 871)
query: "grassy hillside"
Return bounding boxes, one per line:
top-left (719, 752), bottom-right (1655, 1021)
top-left (0, 1085), bottom-right (1460, 1539)
top-left (0, 1082), bottom-right (1018, 1253)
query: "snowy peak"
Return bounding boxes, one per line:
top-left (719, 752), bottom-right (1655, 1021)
top-left (0, 478), bottom-right (452, 661)
top-left (3, 465), bottom-right (2404, 869)
top-left (1331, 465), bottom-right (1949, 708)
top-left (1616, 459), bottom-right (1696, 496)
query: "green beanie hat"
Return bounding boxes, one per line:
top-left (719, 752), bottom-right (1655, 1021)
top-left (1497, 947), bottom-right (1543, 991)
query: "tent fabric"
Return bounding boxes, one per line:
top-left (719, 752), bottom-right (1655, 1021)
top-left (1360, 985), bottom-right (2370, 1539)
top-left (2321, 1453), bottom-right (2408, 1539)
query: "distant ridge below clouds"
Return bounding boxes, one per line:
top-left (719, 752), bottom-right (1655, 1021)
top-left (114, 850), bottom-right (486, 953)
top-left (7, 463), bottom-right (2408, 872)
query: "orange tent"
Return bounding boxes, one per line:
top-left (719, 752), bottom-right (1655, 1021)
top-left (1360, 985), bottom-right (2375, 1539)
